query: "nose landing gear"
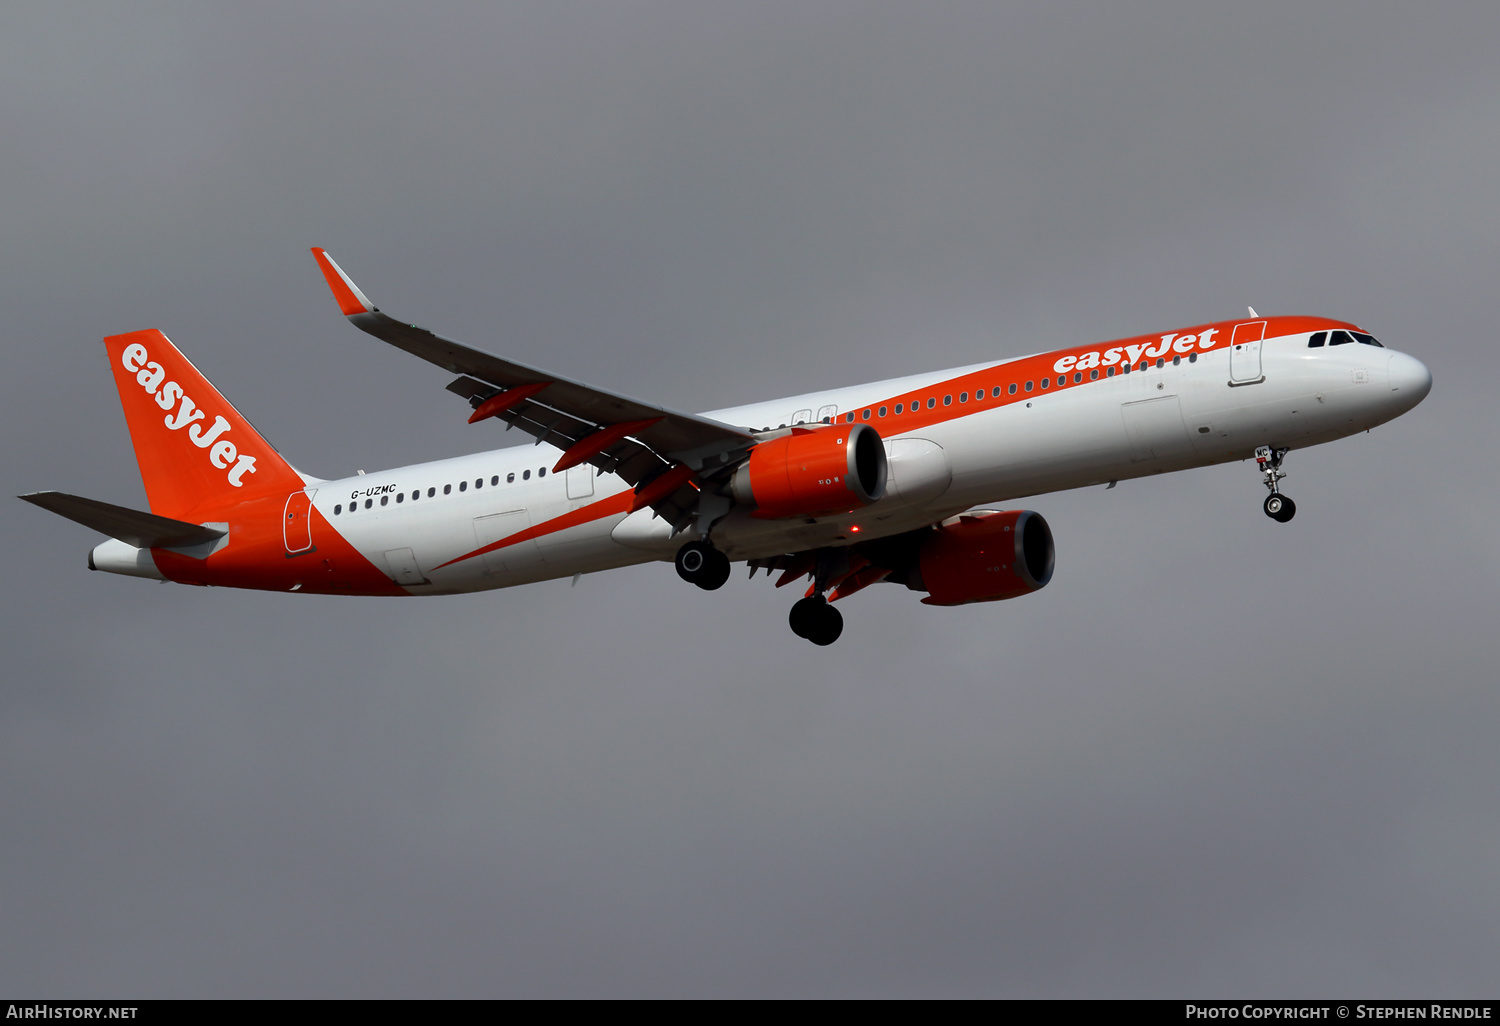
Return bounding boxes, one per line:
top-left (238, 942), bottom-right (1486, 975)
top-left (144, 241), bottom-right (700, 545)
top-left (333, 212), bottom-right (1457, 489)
top-left (675, 540), bottom-right (731, 590)
top-left (1256, 445), bottom-right (1296, 522)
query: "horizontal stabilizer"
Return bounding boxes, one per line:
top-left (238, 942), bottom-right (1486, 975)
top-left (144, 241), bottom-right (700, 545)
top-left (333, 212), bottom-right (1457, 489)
top-left (19, 491), bottom-right (226, 549)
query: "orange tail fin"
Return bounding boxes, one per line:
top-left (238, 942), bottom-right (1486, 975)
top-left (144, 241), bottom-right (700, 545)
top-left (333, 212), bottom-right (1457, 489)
top-left (106, 329), bottom-right (305, 520)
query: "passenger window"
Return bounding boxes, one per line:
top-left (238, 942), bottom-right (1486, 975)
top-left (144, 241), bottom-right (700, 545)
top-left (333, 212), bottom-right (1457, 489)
top-left (927, 398), bottom-right (936, 409)
top-left (959, 392), bottom-right (968, 403)
top-left (443, 484), bottom-right (451, 495)
top-left (411, 491), bottom-right (419, 501)
top-left (1074, 372), bottom-right (1083, 382)
top-left (1025, 381), bottom-right (1033, 392)
top-left (381, 495), bottom-right (389, 506)
top-left (523, 470), bottom-right (531, 480)
top-left (475, 478), bottom-right (483, 489)
top-left (895, 403), bottom-right (903, 414)
top-left (1040, 378), bottom-right (1050, 389)
top-left (878, 406), bottom-right (887, 417)
top-left (1058, 375), bottom-right (1067, 386)
top-left (1091, 368), bottom-right (1100, 379)
top-left (943, 395), bottom-right (952, 406)
top-left (1107, 367), bottom-right (1115, 377)
top-left (845, 412), bottom-right (855, 423)
top-left (1351, 332), bottom-right (1384, 347)
top-left (862, 409), bottom-right (871, 419)
top-left (396, 493), bottom-right (404, 503)
top-left (1189, 353), bottom-right (1197, 363)
top-left (459, 481), bottom-right (467, 492)
top-left (1154, 359), bottom-right (1163, 369)
top-left (365, 499), bottom-right (372, 509)
top-left (1172, 356), bottom-right (1180, 366)
top-left (334, 504), bottom-right (342, 515)
top-left (428, 487), bottom-right (435, 498)
top-left (491, 476), bottom-right (499, 486)
top-left (1308, 331), bottom-right (1327, 348)
top-left (1329, 330), bottom-right (1355, 346)
top-left (992, 386), bottom-right (1002, 397)
top-left (507, 473), bottom-right (515, 483)
top-left (539, 468), bottom-right (546, 478)
top-left (1008, 383), bottom-right (1017, 395)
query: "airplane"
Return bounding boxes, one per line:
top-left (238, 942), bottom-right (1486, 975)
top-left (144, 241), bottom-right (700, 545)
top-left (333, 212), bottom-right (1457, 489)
top-left (21, 249), bottom-right (1432, 645)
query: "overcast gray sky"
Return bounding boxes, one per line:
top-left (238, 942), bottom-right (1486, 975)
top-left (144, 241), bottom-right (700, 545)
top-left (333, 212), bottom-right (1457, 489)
top-left (3, 1), bottom-right (1497, 997)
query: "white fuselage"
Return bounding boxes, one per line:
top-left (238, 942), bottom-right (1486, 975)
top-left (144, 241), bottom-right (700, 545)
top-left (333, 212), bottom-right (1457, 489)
top-left (310, 330), bottom-right (1429, 594)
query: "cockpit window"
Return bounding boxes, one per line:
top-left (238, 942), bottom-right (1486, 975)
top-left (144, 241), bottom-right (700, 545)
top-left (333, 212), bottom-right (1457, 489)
top-left (1308, 332), bottom-right (1327, 347)
top-left (1329, 330), bottom-right (1355, 346)
top-left (1350, 331), bottom-right (1384, 348)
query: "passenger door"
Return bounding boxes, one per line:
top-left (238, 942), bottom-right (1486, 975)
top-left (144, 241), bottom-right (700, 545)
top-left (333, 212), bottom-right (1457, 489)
top-left (1229, 320), bottom-right (1266, 384)
top-left (283, 488), bottom-right (315, 554)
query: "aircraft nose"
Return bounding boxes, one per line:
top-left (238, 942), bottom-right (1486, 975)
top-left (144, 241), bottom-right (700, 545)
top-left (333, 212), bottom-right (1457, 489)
top-left (1386, 351), bottom-right (1432, 410)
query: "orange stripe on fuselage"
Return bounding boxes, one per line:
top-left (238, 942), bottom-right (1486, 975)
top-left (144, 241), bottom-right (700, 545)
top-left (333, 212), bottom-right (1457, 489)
top-left (435, 488), bottom-right (636, 570)
top-left (152, 495), bottom-right (407, 596)
top-left (831, 315), bottom-right (1357, 435)
top-left (439, 315), bottom-right (1352, 571)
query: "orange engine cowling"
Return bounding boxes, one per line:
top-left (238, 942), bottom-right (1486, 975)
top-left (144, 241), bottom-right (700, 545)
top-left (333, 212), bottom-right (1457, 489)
top-left (917, 509), bottom-right (1054, 605)
top-left (731, 423), bottom-right (887, 519)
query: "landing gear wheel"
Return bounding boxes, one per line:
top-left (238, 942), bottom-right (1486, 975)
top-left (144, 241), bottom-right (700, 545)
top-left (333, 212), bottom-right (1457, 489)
top-left (700, 550), bottom-right (731, 590)
top-left (1263, 494), bottom-right (1296, 523)
top-left (1255, 445), bottom-right (1295, 523)
top-left (789, 596), bottom-right (822, 638)
top-left (789, 595), bottom-right (843, 645)
top-left (808, 604), bottom-right (843, 646)
top-left (675, 541), bottom-right (732, 590)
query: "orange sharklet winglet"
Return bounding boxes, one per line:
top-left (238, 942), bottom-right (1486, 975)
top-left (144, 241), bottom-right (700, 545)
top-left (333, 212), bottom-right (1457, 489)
top-left (629, 463), bottom-right (696, 513)
top-left (468, 382), bottom-right (551, 424)
top-left (553, 418), bottom-right (662, 473)
top-left (310, 248), bottom-right (374, 317)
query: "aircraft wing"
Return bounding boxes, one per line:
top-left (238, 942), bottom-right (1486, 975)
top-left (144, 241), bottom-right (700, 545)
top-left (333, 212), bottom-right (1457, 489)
top-left (311, 249), bottom-right (754, 526)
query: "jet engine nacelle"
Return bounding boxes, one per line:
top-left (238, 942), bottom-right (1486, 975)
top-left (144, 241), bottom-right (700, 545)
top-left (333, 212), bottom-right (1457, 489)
top-left (731, 423), bottom-right (888, 519)
top-left (917, 509), bottom-right (1054, 605)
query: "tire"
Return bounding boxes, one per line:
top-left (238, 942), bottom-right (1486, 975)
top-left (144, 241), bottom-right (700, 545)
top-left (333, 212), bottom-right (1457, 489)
top-left (808, 602), bottom-right (844, 646)
top-left (675, 541), bottom-right (711, 584)
top-left (1273, 496), bottom-right (1296, 523)
top-left (1263, 494), bottom-right (1286, 520)
top-left (698, 549), bottom-right (732, 591)
top-left (789, 596), bottom-right (824, 638)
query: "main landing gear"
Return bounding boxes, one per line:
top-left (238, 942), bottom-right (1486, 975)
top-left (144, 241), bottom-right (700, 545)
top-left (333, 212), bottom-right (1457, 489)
top-left (673, 540), bottom-right (845, 645)
top-left (789, 594), bottom-right (843, 647)
top-left (675, 540), bottom-right (731, 590)
top-left (1256, 445), bottom-right (1296, 523)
